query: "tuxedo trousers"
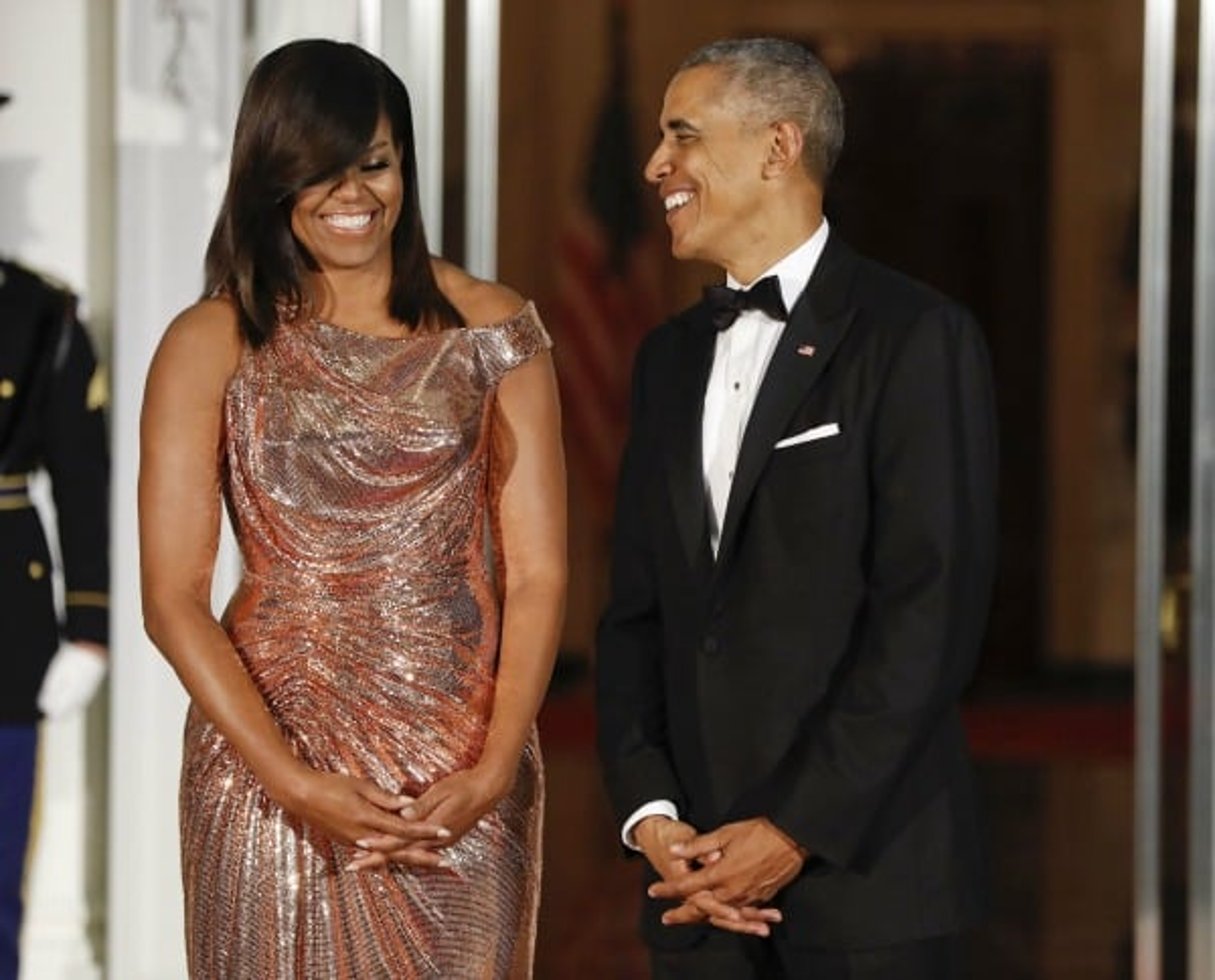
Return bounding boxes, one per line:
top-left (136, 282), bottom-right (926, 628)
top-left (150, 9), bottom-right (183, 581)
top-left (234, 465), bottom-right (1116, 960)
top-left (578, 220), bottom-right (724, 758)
top-left (650, 931), bottom-right (964, 980)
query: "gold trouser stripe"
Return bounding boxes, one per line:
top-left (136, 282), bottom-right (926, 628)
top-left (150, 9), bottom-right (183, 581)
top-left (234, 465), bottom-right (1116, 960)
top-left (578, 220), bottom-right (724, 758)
top-left (0, 495), bottom-right (31, 510)
top-left (0, 473), bottom-right (29, 488)
top-left (65, 591), bottom-right (109, 608)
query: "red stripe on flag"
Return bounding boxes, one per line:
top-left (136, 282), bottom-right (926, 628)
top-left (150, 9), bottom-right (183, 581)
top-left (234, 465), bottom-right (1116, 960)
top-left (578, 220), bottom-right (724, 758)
top-left (553, 213), bottom-right (656, 519)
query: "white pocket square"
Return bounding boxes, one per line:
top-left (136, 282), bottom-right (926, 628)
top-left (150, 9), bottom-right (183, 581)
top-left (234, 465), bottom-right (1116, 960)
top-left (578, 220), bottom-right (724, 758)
top-left (774, 422), bottom-right (841, 449)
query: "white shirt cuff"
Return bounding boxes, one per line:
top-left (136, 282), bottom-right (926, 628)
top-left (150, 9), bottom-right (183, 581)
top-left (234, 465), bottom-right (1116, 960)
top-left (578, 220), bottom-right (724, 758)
top-left (621, 799), bottom-right (679, 851)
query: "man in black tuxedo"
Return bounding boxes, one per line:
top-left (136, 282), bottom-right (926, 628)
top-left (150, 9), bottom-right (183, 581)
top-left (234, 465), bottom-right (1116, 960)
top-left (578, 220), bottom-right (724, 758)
top-left (595, 38), bottom-right (997, 979)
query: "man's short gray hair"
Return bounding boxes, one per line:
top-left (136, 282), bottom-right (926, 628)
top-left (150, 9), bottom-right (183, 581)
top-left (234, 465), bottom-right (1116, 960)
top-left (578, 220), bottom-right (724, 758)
top-left (679, 37), bottom-right (845, 182)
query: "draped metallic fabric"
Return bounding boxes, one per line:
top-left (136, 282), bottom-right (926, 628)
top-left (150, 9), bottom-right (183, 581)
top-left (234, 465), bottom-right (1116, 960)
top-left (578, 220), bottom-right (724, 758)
top-left (180, 303), bottom-right (551, 979)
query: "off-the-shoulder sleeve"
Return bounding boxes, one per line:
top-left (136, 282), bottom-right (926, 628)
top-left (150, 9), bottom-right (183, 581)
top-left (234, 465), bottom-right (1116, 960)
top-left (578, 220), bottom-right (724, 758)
top-left (476, 301), bottom-right (552, 386)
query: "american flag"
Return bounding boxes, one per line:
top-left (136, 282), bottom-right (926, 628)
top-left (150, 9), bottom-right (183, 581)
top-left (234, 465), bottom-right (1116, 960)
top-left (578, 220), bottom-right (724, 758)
top-left (553, 0), bottom-right (659, 524)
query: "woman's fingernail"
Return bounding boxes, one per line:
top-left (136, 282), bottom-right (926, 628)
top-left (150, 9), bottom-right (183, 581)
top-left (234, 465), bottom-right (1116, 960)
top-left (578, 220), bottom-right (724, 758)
top-left (400, 807), bottom-right (417, 820)
top-left (355, 839), bottom-right (373, 849)
top-left (436, 828), bottom-right (451, 839)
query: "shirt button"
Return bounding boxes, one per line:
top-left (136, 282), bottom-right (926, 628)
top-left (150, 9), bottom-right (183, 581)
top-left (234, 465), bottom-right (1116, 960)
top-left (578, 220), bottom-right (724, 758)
top-left (703, 636), bottom-right (719, 655)
top-left (0, 379), bottom-right (15, 398)
top-left (733, 381), bottom-right (741, 391)
top-left (28, 561), bottom-right (45, 580)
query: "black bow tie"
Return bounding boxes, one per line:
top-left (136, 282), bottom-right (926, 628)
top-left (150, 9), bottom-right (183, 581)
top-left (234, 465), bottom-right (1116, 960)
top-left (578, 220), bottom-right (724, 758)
top-left (704, 275), bottom-right (788, 332)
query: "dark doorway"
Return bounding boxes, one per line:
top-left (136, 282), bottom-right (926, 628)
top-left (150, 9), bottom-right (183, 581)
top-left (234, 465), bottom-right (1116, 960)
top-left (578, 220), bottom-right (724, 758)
top-left (819, 39), bottom-right (1051, 686)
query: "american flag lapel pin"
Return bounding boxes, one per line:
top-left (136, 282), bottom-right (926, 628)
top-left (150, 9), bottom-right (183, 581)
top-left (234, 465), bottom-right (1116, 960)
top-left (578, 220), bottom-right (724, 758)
top-left (796, 344), bottom-right (817, 357)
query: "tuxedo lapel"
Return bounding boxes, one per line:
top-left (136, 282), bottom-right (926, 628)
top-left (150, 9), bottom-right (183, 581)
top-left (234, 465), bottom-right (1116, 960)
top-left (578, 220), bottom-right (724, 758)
top-left (714, 238), bottom-right (860, 571)
top-left (664, 311), bottom-right (717, 573)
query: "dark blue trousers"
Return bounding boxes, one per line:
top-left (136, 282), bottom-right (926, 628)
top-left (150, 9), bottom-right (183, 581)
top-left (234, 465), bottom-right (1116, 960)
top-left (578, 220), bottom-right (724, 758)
top-left (0, 726), bottom-right (37, 980)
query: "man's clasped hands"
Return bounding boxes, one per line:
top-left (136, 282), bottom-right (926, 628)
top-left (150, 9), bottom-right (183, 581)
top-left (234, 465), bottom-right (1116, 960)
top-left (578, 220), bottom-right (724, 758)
top-left (634, 815), bottom-right (809, 938)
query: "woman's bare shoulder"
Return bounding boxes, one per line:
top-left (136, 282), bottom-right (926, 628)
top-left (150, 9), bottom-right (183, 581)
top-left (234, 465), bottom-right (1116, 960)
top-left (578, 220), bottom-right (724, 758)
top-left (150, 297), bottom-right (245, 391)
top-left (431, 258), bottom-right (526, 328)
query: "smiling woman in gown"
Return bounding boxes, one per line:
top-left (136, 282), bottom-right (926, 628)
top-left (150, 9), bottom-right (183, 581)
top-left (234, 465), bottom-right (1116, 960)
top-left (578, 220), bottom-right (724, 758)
top-left (138, 39), bottom-right (566, 979)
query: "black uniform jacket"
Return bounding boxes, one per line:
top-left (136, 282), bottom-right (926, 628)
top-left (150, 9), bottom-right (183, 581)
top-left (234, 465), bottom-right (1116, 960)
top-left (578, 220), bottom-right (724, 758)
top-left (0, 260), bottom-right (108, 724)
top-left (596, 235), bottom-right (998, 951)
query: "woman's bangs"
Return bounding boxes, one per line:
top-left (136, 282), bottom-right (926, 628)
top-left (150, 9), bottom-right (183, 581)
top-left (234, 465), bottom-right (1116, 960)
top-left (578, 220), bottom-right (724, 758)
top-left (281, 70), bottom-right (380, 195)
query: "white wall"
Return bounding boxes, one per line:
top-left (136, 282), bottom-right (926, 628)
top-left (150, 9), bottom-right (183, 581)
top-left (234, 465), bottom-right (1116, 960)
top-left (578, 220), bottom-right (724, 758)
top-left (0, 0), bottom-right (96, 289)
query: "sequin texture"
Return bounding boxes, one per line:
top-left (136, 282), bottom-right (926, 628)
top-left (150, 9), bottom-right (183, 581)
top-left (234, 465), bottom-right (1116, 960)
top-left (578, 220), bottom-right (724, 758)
top-left (180, 303), bottom-right (552, 978)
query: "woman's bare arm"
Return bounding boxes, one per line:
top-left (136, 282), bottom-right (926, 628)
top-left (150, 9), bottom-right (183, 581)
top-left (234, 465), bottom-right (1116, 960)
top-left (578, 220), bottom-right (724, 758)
top-left (479, 347), bottom-right (567, 781)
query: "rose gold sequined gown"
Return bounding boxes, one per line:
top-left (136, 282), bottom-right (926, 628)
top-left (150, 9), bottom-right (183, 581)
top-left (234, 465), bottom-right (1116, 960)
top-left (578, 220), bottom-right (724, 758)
top-left (180, 303), bottom-right (551, 979)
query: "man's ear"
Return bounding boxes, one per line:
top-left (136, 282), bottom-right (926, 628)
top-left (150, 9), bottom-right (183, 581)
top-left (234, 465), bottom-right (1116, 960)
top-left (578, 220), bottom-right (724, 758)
top-left (763, 120), bottom-right (805, 178)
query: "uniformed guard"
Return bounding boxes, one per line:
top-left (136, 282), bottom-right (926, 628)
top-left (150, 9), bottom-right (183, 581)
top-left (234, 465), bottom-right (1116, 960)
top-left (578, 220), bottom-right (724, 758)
top-left (0, 89), bottom-right (110, 980)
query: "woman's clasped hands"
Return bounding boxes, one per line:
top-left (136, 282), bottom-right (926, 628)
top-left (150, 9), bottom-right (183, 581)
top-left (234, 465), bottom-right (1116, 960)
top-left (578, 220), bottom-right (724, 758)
top-left (338, 763), bottom-right (513, 872)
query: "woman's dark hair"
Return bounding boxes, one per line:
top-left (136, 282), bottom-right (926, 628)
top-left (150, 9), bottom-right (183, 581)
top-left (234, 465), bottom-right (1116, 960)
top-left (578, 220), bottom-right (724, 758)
top-left (204, 39), bottom-right (463, 345)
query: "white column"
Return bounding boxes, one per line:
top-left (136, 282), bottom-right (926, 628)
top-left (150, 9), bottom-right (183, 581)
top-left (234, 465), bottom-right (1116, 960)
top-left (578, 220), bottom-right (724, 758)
top-left (1136, 0), bottom-right (1177, 977)
top-left (0, 2), bottom-right (110, 977)
top-left (465, 0), bottom-right (501, 278)
top-left (381, 1), bottom-right (447, 252)
top-left (107, 2), bottom-right (245, 977)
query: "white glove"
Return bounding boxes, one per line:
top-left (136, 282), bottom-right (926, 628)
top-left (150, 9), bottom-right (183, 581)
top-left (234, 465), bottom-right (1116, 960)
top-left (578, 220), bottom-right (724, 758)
top-left (37, 642), bottom-right (108, 719)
